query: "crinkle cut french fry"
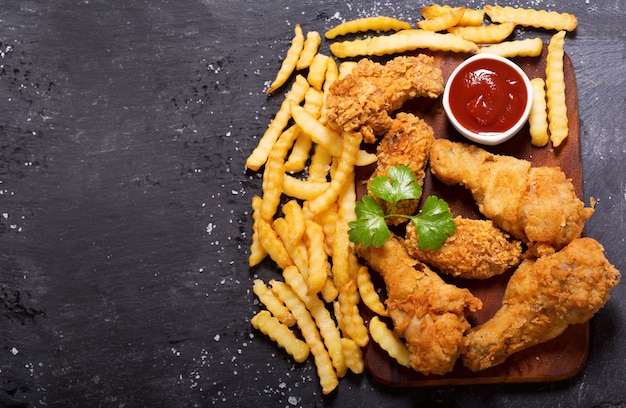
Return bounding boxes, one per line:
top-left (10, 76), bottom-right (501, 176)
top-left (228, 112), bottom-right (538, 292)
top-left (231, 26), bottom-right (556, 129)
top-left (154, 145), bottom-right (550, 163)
top-left (251, 310), bottom-right (310, 363)
top-left (304, 219), bottom-right (329, 295)
top-left (257, 218), bottom-right (293, 269)
top-left (529, 78), bottom-right (549, 147)
top-left (282, 266), bottom-right (347, 378)
top-left (282, 174), bottom-right (330, 200)
top-left (458, 8), bottom-right (485, 26)
top-left (296, 30), bottom-right (322, 71)
top-left (308, 131), bottom-right (362, 215)
top-left (270, 280), bottom-right (339, 395)
top-left (282, 199), bottom-right (306, 244)
top-left (252, 279), bottom-right (296, 327)
top-left (331, 176), bottom-right (357, 290)
top-left (260, 125), bottom-right (300, 221)
top-left (249, 195), bottom-right (268, 267)
top-left (329, 29), bottom-right (478, 58)
top-left (357, 266), bottom-right (387, 316)
top-left (267, 24), bottom-right (305, 94)
top-left (369, 316), bottom-right (411, 368)
top-left (545, 30), bottom-right (569, 147)
top-left (273, 218), bottom-right (309, 276)
top-left (338, 280), bottom-right (369, 347)
top-left (417, 6), bottom-right (465, 32)
top-left (308, 144), bottom-right (333, 183)
top-left (321, 278), bottom-right (339, 303)
top-left (290, 102), bottom-right (343, 157)
top-left (338, 61), bottom-right (358, 80)
top-left (306, 53), bottom-right (329, 91)
top-left (484, 5), bottom-right (578, 32)
top-left (447, 22), bottom-right (515, 44)
top-left (246, 75), bottom-right (309, 171)
top-left (478, 37), bottom-right (543, 57)
top-left (340, 337), bottom-right (364, 374)
top-left (325, 16), bottom-right (411, 39)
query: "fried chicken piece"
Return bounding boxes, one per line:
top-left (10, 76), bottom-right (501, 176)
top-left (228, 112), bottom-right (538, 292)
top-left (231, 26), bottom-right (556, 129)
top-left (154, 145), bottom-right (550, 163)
top-left (462, 237), bottom-right (620, 371)
top-left (429, 139), bottom-right (594, 255)
top-left (357, 236), bottom-right (482, 375)
top-left (405, 216), bottom-right (523, 279)
top-left (326, 54), bottom-right (444, 143)
top-left (368, 112), bottom-right (435, 225)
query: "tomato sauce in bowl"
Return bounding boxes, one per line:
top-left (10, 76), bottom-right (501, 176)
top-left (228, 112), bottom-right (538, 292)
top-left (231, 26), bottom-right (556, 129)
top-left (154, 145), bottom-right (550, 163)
top-left (443, 54), bottom-right (533, 145)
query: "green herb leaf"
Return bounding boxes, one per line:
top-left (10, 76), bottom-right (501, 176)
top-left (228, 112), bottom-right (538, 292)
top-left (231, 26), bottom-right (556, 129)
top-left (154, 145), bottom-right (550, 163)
top-left (412, 195), bottom-right (457, 251)
top-left (368, 165), bottom-right (422, 208)
top-left (348, 165), bottom-right (455, 249)
top-left (348, 195), bottom-right (390, 248)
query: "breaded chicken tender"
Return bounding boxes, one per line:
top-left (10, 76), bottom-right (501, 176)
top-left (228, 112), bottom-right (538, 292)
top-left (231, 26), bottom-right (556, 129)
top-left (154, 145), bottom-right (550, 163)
top-left (429, 139), bottom-right (594, 256)
top-left (326, 54), bottom-right (444, 143)
top-left (462, 237), bottom-right (620, 371)
top-left (369, 112), bottom-right (435, 225)
top-left (357, 236), bottom-right (482, 375)
top-left (405, 216), bottom-right (523, 279)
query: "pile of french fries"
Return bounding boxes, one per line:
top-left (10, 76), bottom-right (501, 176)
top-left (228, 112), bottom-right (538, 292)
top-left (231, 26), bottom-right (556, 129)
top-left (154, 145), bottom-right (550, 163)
top-left (246, 4), bottom-right (578, 394)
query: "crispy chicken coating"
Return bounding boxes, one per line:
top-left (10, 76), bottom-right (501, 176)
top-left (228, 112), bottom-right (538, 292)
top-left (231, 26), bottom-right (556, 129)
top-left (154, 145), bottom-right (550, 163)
top-left (405, 216), bottom-right (523, 279)
top-left (369, 112), bottom-right (435, 225)
top-left (326, 54), bottom-right (444, 143)
top-left (429, 139), bottom-right (594, 256)
top-left (462, 237), bottom-right (620, 371)
top-left (357, 236), bottom-right (482, 375)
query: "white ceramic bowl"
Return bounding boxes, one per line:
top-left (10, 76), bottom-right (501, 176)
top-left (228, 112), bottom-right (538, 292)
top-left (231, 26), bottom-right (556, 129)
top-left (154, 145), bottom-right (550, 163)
top-left (442, 54), bottom-right (534, 146)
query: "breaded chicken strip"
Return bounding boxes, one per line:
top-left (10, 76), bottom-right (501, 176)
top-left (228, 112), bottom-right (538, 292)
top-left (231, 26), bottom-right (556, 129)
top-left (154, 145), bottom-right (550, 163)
top-left (462, 237), bottom-right (620, 371)
top-left (405, 216), bottom-right (523, 279)
top-left (369, 112), bottom-right (435, 225)
top-left (357, 236), bottom-right (482, 375)
top-left (326, 54), bottom-right (444, 143)
top-left (430, 139), bottom-right (594, 256)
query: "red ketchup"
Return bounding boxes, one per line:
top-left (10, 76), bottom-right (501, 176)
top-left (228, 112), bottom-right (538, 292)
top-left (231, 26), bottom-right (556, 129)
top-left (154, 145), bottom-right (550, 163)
top-left (448, 58), bottom-right (528, 134)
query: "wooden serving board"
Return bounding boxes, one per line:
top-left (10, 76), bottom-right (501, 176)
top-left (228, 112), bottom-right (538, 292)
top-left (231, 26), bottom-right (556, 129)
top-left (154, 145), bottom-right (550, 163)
top-left (359, 46), bottom-right (587, 387)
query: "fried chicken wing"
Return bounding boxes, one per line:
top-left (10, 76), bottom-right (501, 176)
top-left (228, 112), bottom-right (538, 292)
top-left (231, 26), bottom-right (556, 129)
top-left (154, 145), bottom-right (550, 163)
top-left (326, 54), bottom-right (444, 143)
top-left (357, 236), bottom-right (482, 375)
top-left (462, 237), bottom-right (620, 371)
top-left (405, 216), bottom-right (523, 279)
top-left (429, 139), bottom-right (594, 255)
top-left (369, 112), bottom-right (435, 225)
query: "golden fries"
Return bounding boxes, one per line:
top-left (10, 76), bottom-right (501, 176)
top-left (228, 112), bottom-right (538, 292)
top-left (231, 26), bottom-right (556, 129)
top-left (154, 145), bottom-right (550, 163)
top-left (325, 16), bottom-right (411, 39)
top-left (248, 195), bottom-right (268, 267)
top-left (306, 53), bottom-right (329, 91)
top-left (545, 30), bottom-right (569, 147)
top-left (252, 279), bottom-right (296, 327)
top-left (267, 24), bottom-right (304, 94)
top-left (304, 219), bottom-right (330, 295)
top-left (357, 266), bottom-right (387, 316)
top-left (478, 37), bottom-right (543, 57)
top-left (329, 29), bottom-right (478, 58)
top-left (246, 75), bottom-right (309, 171)
top-left (297, 31), bottom-right (322, 70)
top-left (529, 78), bottom-right (549, 147)
top-left (369, 316), bottom-right (411, 368)
top-left (485, 5), bottom-right (578, 32)
top-left (271, 280), bottom-right (339, 394)
top-left (251, 310), bottom-right (310, 363)
top-left (448, 22), bottom-right (515, 44)
top-left (418, 6), bottom-right (465, 32)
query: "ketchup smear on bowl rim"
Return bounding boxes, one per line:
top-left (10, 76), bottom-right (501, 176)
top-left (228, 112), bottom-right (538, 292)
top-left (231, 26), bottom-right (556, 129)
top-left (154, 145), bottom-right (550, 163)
top-left (443, 54), bottom-right (533, 145)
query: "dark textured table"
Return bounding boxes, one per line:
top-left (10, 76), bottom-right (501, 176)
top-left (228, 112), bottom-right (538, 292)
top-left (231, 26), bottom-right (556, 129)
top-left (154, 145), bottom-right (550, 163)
top-left (1, 1), bottom-right (624, 407)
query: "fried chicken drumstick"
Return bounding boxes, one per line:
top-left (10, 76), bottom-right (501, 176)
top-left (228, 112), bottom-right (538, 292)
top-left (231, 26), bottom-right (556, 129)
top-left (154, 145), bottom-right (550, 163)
top-left (430, 139), bottom-right (594, 256)
top-left (326, 54), bottom-right (444, 143)
top-left (368, 112), bottom-right (435, 225)
top-left (357, 236), bottom-right (482, 375)
top-left (463, 237), bottom-right (620, 372)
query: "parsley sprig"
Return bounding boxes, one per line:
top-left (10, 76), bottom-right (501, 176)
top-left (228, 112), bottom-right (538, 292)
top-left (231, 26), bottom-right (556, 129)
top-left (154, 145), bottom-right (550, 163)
top-left (348, 165), bottom-right (456, 250)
